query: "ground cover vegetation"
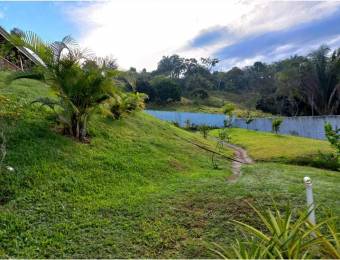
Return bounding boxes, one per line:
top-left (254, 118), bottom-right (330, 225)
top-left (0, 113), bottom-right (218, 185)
top-left (210, 127), bottom-right (339, 170)
top-left (0, 29), bottom-right (339, 258)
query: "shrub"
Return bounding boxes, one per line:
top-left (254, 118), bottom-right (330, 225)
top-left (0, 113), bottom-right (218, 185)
top-left (191, 89), bottom-right (209, 99)
top-left (198, 124), bottom-right (210, 139)
top-left (9, 32), bottom-right (118, 141)
top-left (210, 203), bottom-right (340, 259)
top-left (222, 102), bottom-right (235, 116)
top-left (272, 118), bottom-right (283, 134)
top-left (245, 116), bottom-right (254, 129)
top-left (108, 92), bottom-right (147, 119)
top-left (222, 103), bottom-right (235, 128)
top-left (150, 76), bottom-right (181, 103)
top-left (292, 152), bottom-right (340, 171)
top-left (135, 79), bottom-right (156, 102)
top-left (324, 123), bottom-right (340, 155)
top-left (182, 119), bottom-right (198, 130)
top-left (171, 121), bottom-right (180, 127)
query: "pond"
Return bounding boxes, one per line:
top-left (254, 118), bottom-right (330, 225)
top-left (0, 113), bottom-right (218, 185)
top-left (145, 110), bottom-right (340, 140)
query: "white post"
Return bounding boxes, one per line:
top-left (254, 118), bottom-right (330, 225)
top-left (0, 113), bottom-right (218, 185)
top-left (303, 176), bottom-right (316, 225)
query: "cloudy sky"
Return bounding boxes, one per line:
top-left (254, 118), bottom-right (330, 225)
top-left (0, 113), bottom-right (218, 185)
top-left (1, 1), bottom-right (340, 71)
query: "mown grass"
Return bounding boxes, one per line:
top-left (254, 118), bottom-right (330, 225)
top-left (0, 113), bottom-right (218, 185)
top-left (0, 72), bottom-right (339, 258)
top-left (210, 128), bottom-right (333, 162)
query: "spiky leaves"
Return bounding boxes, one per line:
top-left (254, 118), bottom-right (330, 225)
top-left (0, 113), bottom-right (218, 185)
top-left (8, 31), bottom-right (118, 141)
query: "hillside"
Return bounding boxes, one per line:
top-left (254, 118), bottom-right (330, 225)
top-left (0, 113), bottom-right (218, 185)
top-left (0, 72), bottom-right (339, 258)
top-left (147, 91), bottom-right (269, 117)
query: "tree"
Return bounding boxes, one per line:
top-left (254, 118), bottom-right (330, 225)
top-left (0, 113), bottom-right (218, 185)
top-left (299, 46), bottom-right (340, 115)
top-left (9, 31), bottom-right (117, 141)
top-left (200, 57), bottom-right (219, 71)
top-left (135, 79), bottom-right (155, 102)
top-left (272, 118), bottom-right (283, 134)
top-left (222, 103), bottom-right (235, 128)
top-left (156, 55), bottom-right (185, 79)
top-left (150, 76), bottom-right (181, 103)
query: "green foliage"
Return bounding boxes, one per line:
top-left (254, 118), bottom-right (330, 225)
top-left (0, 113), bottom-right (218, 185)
top-left (209, 128), bottom-right (333, 169)
top-left (107, 92), bottom-right (147, 119)
top-left (292, 151), bottom-right (340, 171)
top-left (198, 124), bottom-right (210, 139)
top-left (150, 76), bottom-right (181, 103)
top-left (272, 118), bottom-right (283, 134)
top-left (8, 31), bottom-right (118, 141)
top-left (191, 89), bottom-right (209, 99)
top-left (324, 123), bottom-right (340, 155)
top-left (222, 102), bottom-right (235, 116)
top-left (211, 204), bottom-right (340, 259)
top-left (212, 128), bottom-right (231, 168)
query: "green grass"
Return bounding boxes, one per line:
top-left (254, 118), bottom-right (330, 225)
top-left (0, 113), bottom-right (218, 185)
top-left (147, 93), bottom-right (269, 117)
top-left (210, 128), bottom-right (333, 162)
top-left (0, 72), bottom-right (339, 258)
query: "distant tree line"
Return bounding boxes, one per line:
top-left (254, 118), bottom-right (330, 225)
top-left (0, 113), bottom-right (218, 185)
top-left (129, 45), bottom-right (340, 116)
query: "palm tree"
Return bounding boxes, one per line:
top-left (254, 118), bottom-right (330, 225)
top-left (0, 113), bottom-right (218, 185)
top-left (8, 31), bottom-right (117, 141)
top-left (300, 46), bottom-right (340, 115)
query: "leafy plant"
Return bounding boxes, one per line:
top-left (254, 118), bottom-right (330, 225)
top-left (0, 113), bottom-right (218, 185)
top-left (324, 123), bottom-right (340, 155)
top-left (222, 103), bottom-right (235, 128)
top-left (272, 118), bottom-right (283, 134)
top-left (107, 92), bottom-right (147, 119)
top-left (211, 128), bottom-right (230, 168)
top-left (210, 203), bottom-right (340, 259)
top-left (245, 112), bottom-right (254, 129)
top-left (198, 124), bottom-right (210, 139)
top-left (8, 31), bottom-right (118, 141)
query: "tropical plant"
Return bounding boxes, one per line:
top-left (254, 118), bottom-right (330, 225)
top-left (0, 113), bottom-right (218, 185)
top-left (8, 31), bottom-right (118, 141)
top-left (272, 118), bottom-right (283, 134)
top-left (107, 92), bottom-right (147, 119)
top-left (210, 203), bottom-right (340, 259)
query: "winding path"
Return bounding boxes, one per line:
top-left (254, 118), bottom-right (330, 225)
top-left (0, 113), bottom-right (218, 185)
top-left (225, 143), bottom-right (253, 183)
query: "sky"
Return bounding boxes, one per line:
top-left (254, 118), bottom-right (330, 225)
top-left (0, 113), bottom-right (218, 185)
top-left (1, 0), bottom-right (340, 71)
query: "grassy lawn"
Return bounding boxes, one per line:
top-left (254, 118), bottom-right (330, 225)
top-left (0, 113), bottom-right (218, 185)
top-left (210, 128), bottom-right (333, 162)
top-left (0, 73), bottom-right (339, 258)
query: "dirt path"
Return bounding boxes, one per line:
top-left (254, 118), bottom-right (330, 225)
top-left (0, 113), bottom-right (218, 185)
top-left (225, 143), bottom-right (253, 183)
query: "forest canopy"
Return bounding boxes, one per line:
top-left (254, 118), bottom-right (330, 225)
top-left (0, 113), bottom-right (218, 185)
top-left (129, 45), bottom-right (340, 116)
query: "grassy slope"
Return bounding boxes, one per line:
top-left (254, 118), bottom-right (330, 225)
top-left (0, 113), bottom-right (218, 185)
top-left (147, 92), bottom-right (269, 117)
top-left (0, 73), bottom-right (339, 258)
top-left (210, 128), bottom-right (333, 162)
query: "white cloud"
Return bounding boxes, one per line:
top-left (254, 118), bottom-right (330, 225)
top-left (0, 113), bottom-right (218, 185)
top-left (67, 0), bottom-right (340, 71)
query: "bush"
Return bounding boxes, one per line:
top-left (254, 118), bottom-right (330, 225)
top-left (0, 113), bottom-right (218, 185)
top-left (293, 152), bottom-right (340, 171)
top-left (324, 123), bottom-right (340, 155)
top-left (191, 89), bottom-right (209, 99)
top-left (222, 103), bottom-right (235, 128)
top-left (183, 119), bottom-right (198, 131)
top-left (171, 121), bottom-right (180, 127)
top-left (135, 79), bottom-right (156, 102)
top-left (198, 124), bottom-right (210, 139)
top-left (150, 76), bottom-right (181, 103)
top-left (272, 118), bottom-right (283, 134)
top-left (109, 92), bottom-right (147, 119)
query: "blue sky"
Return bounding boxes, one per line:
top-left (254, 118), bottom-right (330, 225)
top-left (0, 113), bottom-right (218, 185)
top-left (1, 1), bottom-right (340, 70)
